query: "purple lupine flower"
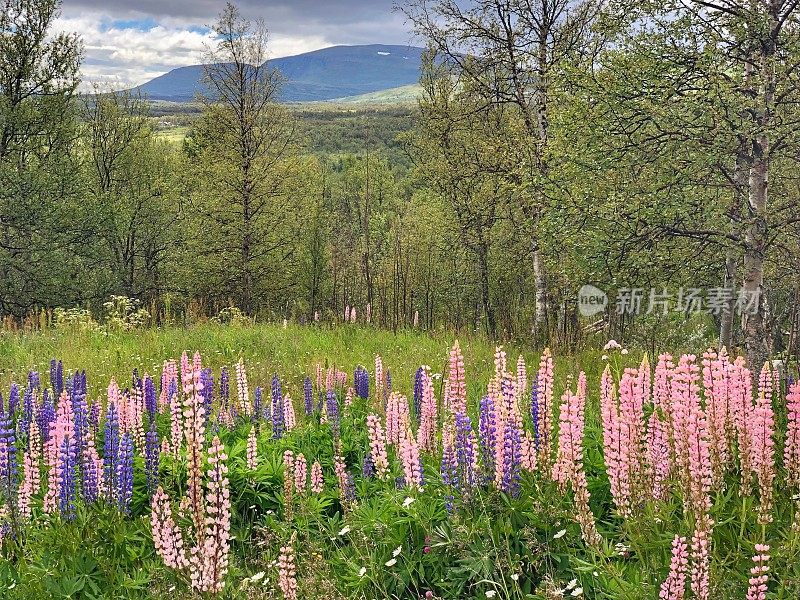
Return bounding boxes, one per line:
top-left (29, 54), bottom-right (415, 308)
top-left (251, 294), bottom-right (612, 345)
top-left (144, 375), bottom-right (157, 423)
top-left (271, 374), bottom-right (284, 439)
top-left (27, 371), bottom-right (40, 390)
top-left (73, 395), bottom-right (90, 501)
top-left (413, 367), bottom-right (424, 419)
top-left (344, 472), bottom-right (356, 502)
top-left (501, 418), bottom-right (522, 497)
top-left (37, 392), bottom-right (55, 445)
top-left (440, 442), bottom-right (458, 513)
top-left (58, 436), bottom-right (77, 520)
top-left (362, 452), bottom-right (375, 478)
top-left (304, 377), bottom-right (313, 416)
top-left (326, 389), bottom-right (340, 437)
top-left (116, 433), bottom-right (134, 514)
top-left (386, 369), bottom-right (392, 394)
top-left (354, 366), bottom-right (369, 400)
top-left (21, 385), bottom-right (34, 441)
top-left (253, 386), bottom-right (263, 423)
top-left (200, 368), bottom-right (214, 427)
top-left (0, 409), bottom-right (18, 499)
top-left (88, 401), bottom-right (100, 439)
top-left (531, 376), bottom-right (539, 449)
top-left (455, 412), bottom-right (477, 490)
top-left (145, 421), bottom-right (160, 496)
top-left (70, 371), bottom-right (87, 412)
top-left (479, 396), bottom-right (496, 483)
top-left (50, 359), bottom-right (60, 398)
top-left (103, 402), bottom-right (120, 501)
top-left (7, 383), bottom-right (19, 416)
top-left (132, 368), bottom-right (141, 391)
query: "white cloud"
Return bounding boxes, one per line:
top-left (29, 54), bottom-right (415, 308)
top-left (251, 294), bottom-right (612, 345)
top-left (54, 11), bottom-right (332, 90)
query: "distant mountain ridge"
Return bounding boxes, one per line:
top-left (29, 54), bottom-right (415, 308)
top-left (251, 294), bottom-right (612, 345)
top-left (133, 44), bottom-right (426, 103)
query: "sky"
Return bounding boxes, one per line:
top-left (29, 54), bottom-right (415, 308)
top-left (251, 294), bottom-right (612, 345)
top-left (56, 0), bottom-right (415, 88)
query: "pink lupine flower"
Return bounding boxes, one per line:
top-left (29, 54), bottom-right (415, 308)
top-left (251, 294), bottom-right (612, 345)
top-left (236, 359), bottom-right (250, 417)
top-left (284, 394), bottom-right (296, 432)
top-left (600, 364), bottom-right (626, 515)
top-left (345, 387), bottom-right (354, 409)
top-left (516, 354), bottom-right (527, 413)
top-left (183, 354), bottom-right (207, 535)
top-left (400, 426), bottom-right (423, 490)
top-left (751, 363), bottom-right (776, 524)
top-left (446, 341), bottom-right (466, 417)
top-left (745, 544), bottom-right (770, 600)
top-left (375, 356), bottom-right (384, 407)
top-left (196, 435), bottom-right (231, 594)
top-left (690, 515), bottom-right (712, 600)
top-left (386, 392), bottom-right (410, 446)
top-left (283, 450), bottom-right (295, 519)
top-left (311, 460), bottom-right (323, 493)
top-left (659, 535), bottom-right (688, 600)
top-left (785, 380), bottom-right (800, 488)
top-left (159, 359), bottom-right (177, 413)
top-left (278, 532), bottom-right (298, 600)
top-left (247, 426), bottom-right (258, 470)
top-left (367, 414), bottom-right (389, 478)
top-left (646, 409), bottom-right (670, 501)
top-left (294, 453), bottom-right (308, 495)
top-left (151, 486), bottom-right (188, 570)
top-left (416, 368), bottom-right (437, 453)
top-left (729, 357), bottom-right (754, 495)
top-left (536, 348), bottom-right (554, 469)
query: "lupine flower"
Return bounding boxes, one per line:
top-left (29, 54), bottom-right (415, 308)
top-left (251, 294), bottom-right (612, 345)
top-left (751, 363), bottom-right (776, 524)
top-left (253, 386), bottom-right (262, 423)
top-left (785, 380), bottom-right (800, 488)
top-left (440, 433), bottom-right (457, 512)
top-left (272, 374), bottom-right (284, 439)
top-left (416, 369), bottom-right (437, 452)
top-left (354, 366), bottom-right (369, 400)
top-left (400, 426), bottom-right (423, 490)
top-left (479, 395), bottom-right (497, 482)
top-left (196, 435), bottom-right (231, 593)
top-left (50, 359), bottom-right (63, 399)
top-left (144, 375), bottom-right (157, 423)
top-left (236, 359), bottom-right (250, 418)
top-left (278, 532), bottom-right (298, 600)
top-left (57, 435), bottom-right (77, 520)
top-left (413, 366), bottom-right (424, 419)
top-left (366, 414), bottom-right (389, 478)
top-left (116, 432), bottom-right (134, 514)
top-left (7, 383), bottom-right (19, 416)
top-left (362, 452), bottom-right (375, 478)
top-left (536, 349), bottom-right (554, 468)
top-left (445, 342), bottom-right (466, 416)
top-left (659, 535), bottom-right (688, 600)
top-left (183, 354), bottom-right (207, 534)
top-left (334, 441), bottom-right (354, 504)
top-left (151, 486), bottom-right (188, 570)
top-left (0, 409), bottom-right (17, 500)
top-left (247, 426), bottom-right (258, 470)
top-left (374, 356), bottom-right (384, 408)
top-left (326, 390), bottom-right (340, 437)
top-left (294, 453), bottom-right (308, 494)
top-left (283, 450), bottom-right (295, 519)
top-left (311, 460), bottom-right (323, 493)
top-left (145, 421), bottom-right (160, 495)
top-left (745, 544), bottom-right (770, 600)
top-left (103, 402), bottom-right (120, 501)
top-left (284, 394), bottom-right (297, 432)
top-left (454, 412), bottom-right (478, 491)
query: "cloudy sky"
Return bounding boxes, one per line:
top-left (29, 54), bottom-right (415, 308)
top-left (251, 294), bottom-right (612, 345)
top-left (56, 0), bottom-right (415, 88)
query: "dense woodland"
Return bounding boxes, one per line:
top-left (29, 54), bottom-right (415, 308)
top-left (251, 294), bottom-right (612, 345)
top-left (2, 0), bottom-right (800, 367)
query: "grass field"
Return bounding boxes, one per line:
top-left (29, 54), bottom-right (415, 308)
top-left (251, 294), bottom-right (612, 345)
top-left (1, 323), bottom-right (798, 599)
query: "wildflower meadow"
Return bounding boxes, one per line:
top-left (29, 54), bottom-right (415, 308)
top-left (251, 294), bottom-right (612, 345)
top-left (0, 325), bottom-right (798, 599)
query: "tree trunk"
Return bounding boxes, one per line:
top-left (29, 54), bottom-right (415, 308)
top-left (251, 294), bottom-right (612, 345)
top-left (719, 251), bottom-right (736, 350)
top-left (477, 243), bottom-right (496, 338)
top-left (532, 241), bottom-right (547, 340)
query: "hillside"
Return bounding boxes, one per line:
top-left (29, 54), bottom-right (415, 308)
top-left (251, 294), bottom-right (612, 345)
top-left (133, 44), bottom-right (425, 103)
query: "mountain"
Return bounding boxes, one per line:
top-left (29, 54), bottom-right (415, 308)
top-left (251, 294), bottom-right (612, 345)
top-left (133, 44), bottom-right (426, 103)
